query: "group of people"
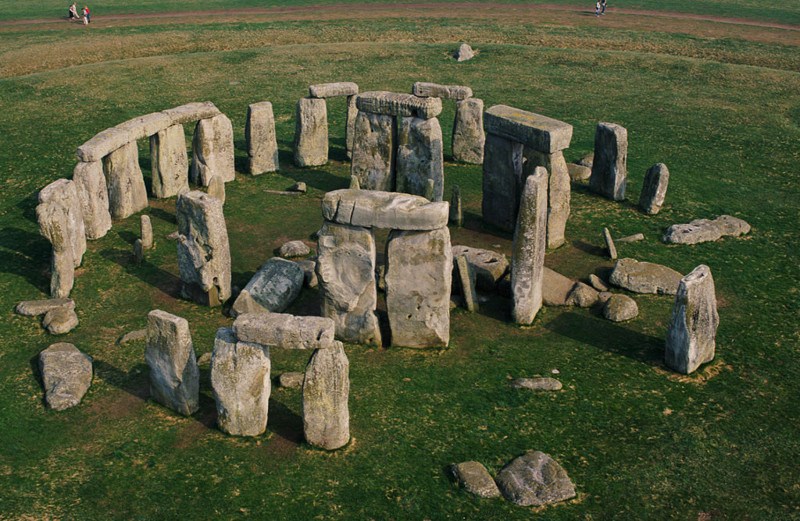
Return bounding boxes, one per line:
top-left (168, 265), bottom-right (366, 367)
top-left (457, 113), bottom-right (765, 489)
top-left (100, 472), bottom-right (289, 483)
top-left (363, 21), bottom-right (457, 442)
top-left (595, 0), bottom-right (608, 16)
top-left (67, 2), bottom-right (90, 24)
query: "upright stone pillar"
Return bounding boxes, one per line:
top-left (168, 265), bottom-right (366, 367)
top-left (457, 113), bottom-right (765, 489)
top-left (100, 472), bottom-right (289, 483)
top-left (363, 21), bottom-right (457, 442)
top-left (396, 116), bottom-right (444, 201)
top-left (511, 168), bottom-right (548, 325)
top-left (73, 160), bottom-right (112, 240)
top-left (303, 341), bottom-right (350, 450)
top-left (246, 101), bottom-right (279, 175)
top-left (190, 114), bottom-right (235, 186)
top-left (639, 163), bottom-right (669, 215)
top-left (37, 179), bottom-right (86, 298)
top-left (482, 134), bottom-right (524, 232)
top-left (665, 265), bottom-right (718, 374)
top-left (150, 123), bottom-right (189, 198)
top-left (345, 95), bottom-right (358, 160)
top-left (452, 98), bottom-right (485, 164)
top-left (293, 97), bottom-right (328, 167)
top-left (103, 141), bottom-right (148, 219)
top-left (145, 309), bottom-right (199, 416)
top-left (590, 122), bottom-right (628, 201)
top-left (523, 149), bottom-right (570, 249)
top-left (350, 111), bottom-right (395, 191)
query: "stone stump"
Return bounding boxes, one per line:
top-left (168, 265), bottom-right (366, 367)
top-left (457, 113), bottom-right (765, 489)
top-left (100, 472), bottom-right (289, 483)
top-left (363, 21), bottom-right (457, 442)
top-left (246, 101), bottom-right (279, 175)
top-left (145, 310), bottom-right (199, 416)
top-left (350, 111), bottom-right (395, 191)
top-left (150, 123), bottom-right (189, 198)
top-left (511, 167), bottom-right (548, 325)
top-left (523, 149), bottom-right (570, 249)
top-left (303, 342), bottom-right (350, 450)
top-left (103, 141), bottom-right (148, 219)
top-left (396, 116), bottom-right (444, 201)
top-left (482, 134), bottom-right (523, 232)
top-left (293, 97), bottom-right (328, 167)
top-left (191, 114), bottom-right (235, 186)
top-left (665, 265), bottom-right (718, 374)
top-left (452, 98), bottom-right (485, 164)
top-left (590, 122), bottom-right (628, 201)
top-left (73, 160), bottom-right (112, 240)
top-left (639, 163), bottom-right (669, 215)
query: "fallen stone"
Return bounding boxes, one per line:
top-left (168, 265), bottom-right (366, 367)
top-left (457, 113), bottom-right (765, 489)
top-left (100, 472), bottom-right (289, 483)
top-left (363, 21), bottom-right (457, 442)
top-left (588, 274), bottom-right (609, 292)
top-left (484, 104), bottom-right (573, 153)
top-left (233, 312), bottom-right (335, 350)
top-left (495, 451), bottom-right (576, 506)
top-left (278, 371), bottom-right (304, 388)
top-left (454, 254), bottom-right (479, 312)
top-left (145, 309), bottom-right (199, 416)
top-left (542, 267), bottom-right (575, 306)
top-left (604, 227), bottom-right (617, 260)
top-left (452, 98), bottom-right (485, 164)
top-left (451, 461), bottom-right (501, 498)
top-left (603, 294), bottom-right (639, 322)
top-left (412, 82), bottom-right (473, 100)
top-left (232, 258), bottom-right (304, 316)
top-left (118, 329), bottom-right (146, 344)
top-left (207, 174), bottom-right (226, 204)
top-left (263, 190), bottom-right (302, 196)
top-left (350, 111), bottom-right (395, 191)
top-left (104, 141), bottom-right (148, 218)
top-left (455, 43), bottom-right (475, 62)
top-left (566, 282), bottom-right (599, 308)
top-left (295, 259), bottom-right (318, 288)
top-left (166, 230), bottom-right (180, 241)
top-left (567, 163), bottom-right (591, 181)
top-left (665, 264), bottom-right (718, 374)
top-left (482, 134), bottom-right (524, 232)
top-left (639, 163), bottom-right (669, 215)
top-left (356, 91), bottom-right (442, 119)
top-left (141, 215), bottom-right (153, 249)
top-left (449, 185), bottom-right (463, 227)
top-left (294, 97), bottom-right (328, 167)
top-left (309, 82), bottom-right (359, 98)
top-left (590, 122), bottom-right (628, 201)
top-left (322, 189), bottom-right (449, 230)
top-left (39, 343), bottom-right (92, 410)
top-left (303, 342), bottom-right (350, 450)
top-left (509, 377), bottom-right (562, 391)
top-left (42, 307), bottom-right (79, 335)
top-left (16, 298), bottom-right (74, 317)
top-left (598, 291), bottom-right (613, 305)
top-left (150, 124), bottom-right (189, 198)
top-left (511, 168), bottom-right (547, 324)
top-left (452, 245), bottom-right (509, 291)
top-left (396, 116), bottom-right (444, 202)
top-left (289, 182), bottom-right (307, 193)
top-left (576, 153), bottom-right (593, 168)
top-left (617, 233), bottom-right (645, 243)
top-left (279, 240), bottom-right (311, 258)
top-left (663, 215), bottom-right (751, 245)
top-left (246, 101), bottom-right (279, 175)
top-left (73, 160), bottom-right (111, 240)
top-left (190, 114), bottom-right (235, 186)
top-left (609, 258), bottom-right (682, 295)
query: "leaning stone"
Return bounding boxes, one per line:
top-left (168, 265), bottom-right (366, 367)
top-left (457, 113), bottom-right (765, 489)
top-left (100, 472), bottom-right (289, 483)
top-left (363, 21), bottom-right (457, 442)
top-left (309, 82), bottom-right (359, 98)
top-left (42, 307), bottom-right (79, 335)
top-left (566, 282), bottom-right (599, 308)
top-left (412, 82), bottom-right (473, 100)
top-left (639, 163), bottom-right (669, 215)
top-left (665, 265), bottom-right (718, 374)
top-left (303, 342), bottom-right (350, 450)
top-left (37, 178), bottom-right (87, 267)
top-left (279, 240), bottom-right (311, 258)
top-left (663, 215), bottom-right (751, 245)
top-left (542, 267), bottom-right (575, 306)
top-left (118, 328), bottom-right (146, 344)
top-left (133, 239), bottom-right (145, 265)
top-left (190, 114), bottom-right (235, 186)
top-left (73, 161), bottom-right (111, 240)
top-left (141, 215), bottom-right (153, 249)
top-left (588, 274), bottom-right (609, 292)
top-left (295, 259), bottom-right (318, 288)
top-left (451, 461), bottom-right (500, 498)
top-left (603, 294), bottom-right (639, 322)
top-left (455, 43), bottom-right (475, 62)
top-left (39, 343), bottom-right (92, 410)
top-left (609, 258), bottom-right (682, 295)
top-left (511, 168), bottom-right (548, 324)
top-left (617, 233), bottom-right (645, 243)
top-left (293, 97), bottom-right (328, 167)
top-left (452, 98), bottom-right (485, 164)
top-left (567, 163), bottom-right (591, 182)
top-left (451, 245), bottom-right (509, 291)
top-left (150, 124), bottom-right (189, 198)
top-left (396, 116), bottom-right (444, 202)
top-left (162, 101), bottom-right (222, 126)
top-left (509, 378), bottom-right (562, 391)
top-left (145, 310), bottom-right (199, 416)
top-left (495, 451), bottom-right (576, 506)
top-left (603, 227), bottom-right (617, 260)
top-left (16, 298), bottom-right (74, 316)
top-left (211, 327), bottom-right (271, 437)
top-left (49, 250), bottom-right (74, 299)
top-left (484, 105), bottom-right (573, 153)
top-left (449, 185), bottom-right (463, 227)
top-left (454, 254), bottom-right (479, 312)
top-left (233, 312), bottom-right (335, 350)
top-left (207, 175), bottom-right (226, 204)
top-left (590, 122), bottom-right (628, 201)
top-left (482, 133), bottom-right (524, 232)
top-left (278, 371), bottom-right (304, 388)
top-left (103, 141), bottom-right (148, 219)
top-left (246, 101), bottom-right (279, 175)
top-left (345, 95), bottom-right (358, 160)
top-left (356, 91), bottom-right (442, 119)
top-left (231, 258), bottom-right (304, 316)
top-left (350, 111), bottom-right (395, 191)
top-left (322, 189), bottom-right (449, 230)
top-left (523, 148), bottom-right (571, 249)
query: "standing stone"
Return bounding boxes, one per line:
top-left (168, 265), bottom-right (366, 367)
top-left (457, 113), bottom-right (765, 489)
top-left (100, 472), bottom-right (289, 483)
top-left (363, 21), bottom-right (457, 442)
top-left (495, 451), bottom-right (576, 506)
top-left (603, 227), bottom-right (617, 259)
top-left (456, 43), bottom-right (475, 62)
top-left (351, 111), bottom-right (395, 191)
top-left (482, 134), bottom-right (524, 232)
top-left (523, 148), bottom-right (570, 249)
top-left (133, 239), bottom-right (144, 265)
top-left (103, 141), bottom-right (149, 219)
top-left (39, 343), bottom-right (92, 410)
top-left (452, 98), bottom-right (485, 164)
top-left (190, 114), bottom-right (235, 186)
top-left (73, 161), bottom-right (112, 240)
top-left (665, 265), bottom-right (718, 374)
top-left (385, 227), bottom-right (452, 347)
top-left (449, 185), bottom-right (463, 227)
top-left (511, 168), bottom-right (548, 325)
top-left (303, 342), bottom-right (350, 450)
top-left (37, 178), bottom-right (87, 268)
top-left (211, 327), bottom-right (271, 437)
top-left (246, 101), bottom-right (279, 175)
top-left (207, 174), bottom-right (226, 203)
top-left (316, 222), bottom-right (381, 345)
top-left (49, 250), bottom-right (74, 299)
top-left (454, 254), bottom-right (478, 312)
top-left (145, 310), bottom-right (199, 416)
top-left (150, 124), bottom-right (189, 198)
top-left (345, 95), bottom-right (358, 160)
top-left (396, 116), bottom-right (444, 202)
top-left (293, 97), bottom-right (328, 167)
top-left (231, 257), bottom-right (304, 317)
top-left (176, 191), bottom-right (232, 306)
top-left (590, 122), bottom-right (628, 201)
top-left (639, 163), bottom-right (669, 215)
top-left (141, 215), bottom-right (153, 249)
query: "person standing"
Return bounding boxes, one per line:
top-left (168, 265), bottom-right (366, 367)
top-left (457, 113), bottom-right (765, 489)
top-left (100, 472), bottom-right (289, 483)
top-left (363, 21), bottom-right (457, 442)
top-left (68, 3), bottom-right (79, 21)
top-left (595, 1), bottom-right (601, 16)
top-left (82, 5), bottom-right (90, 24)
top-left (601, 0), bottom-right (607, 15)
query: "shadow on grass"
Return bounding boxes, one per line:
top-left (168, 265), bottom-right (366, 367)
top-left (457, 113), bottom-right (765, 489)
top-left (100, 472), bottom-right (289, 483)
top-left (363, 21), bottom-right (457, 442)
top-left (93, 359), bottom-right (150, 401)
top-left (147, 206), bottom-right (177, 225)
top-left (572, 239), bottom-right (607, 257)
top-left (100, 248), bottom-right (182, 299)
top-left (28, 354), bottom-right (46, 408)
top-left (267, 398), bottom-right (304, 445)
top-left (0, 227), bottom-right (51, 293)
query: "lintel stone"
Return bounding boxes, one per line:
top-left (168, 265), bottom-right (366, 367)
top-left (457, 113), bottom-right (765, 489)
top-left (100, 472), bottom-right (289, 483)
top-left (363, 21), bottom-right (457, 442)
top-left (412, 82), bottom-right (473, 100)
top-left (484, 104), bottom-right (573, 153)
top-left (322, 189), bottom-right (449, 230)
top-left (309, 82), bottom-right (359, 98)
top-left (356, 91), bottom-right (442, 119)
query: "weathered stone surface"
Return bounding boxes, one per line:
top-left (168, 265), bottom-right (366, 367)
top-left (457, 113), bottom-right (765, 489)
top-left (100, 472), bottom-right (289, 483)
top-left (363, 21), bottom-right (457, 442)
top-left (233, 312), bottom-right (335, 350)
top-left (482, 134), bottom-right (524, 232)
top-left (295, 259), bottom-right (318, 288)
top-left (496, 451), bottom-right (576, 506)
top-left (37, 179), bottom-right (87, 267)
top-left (77, 127), bottom-right (134, 163)
top-left (317, 222), bottom-right (381, 345)
top-left (449, 185), bottom-right (463, 226)
top-left (133, 239), bottom-right (145, 264)
top-left (279, 240), bottom-right (311, 258)
top-left (452, 98), bottom-right (485, 164)
top-left (609, 258), bottom-right (682, 295)
top-left (39, 343), bottom-right (92, 410)
top-left (454, 254), bottom-right (478, 312)
top-left (509, 377), bottom-right (562, 391)
top-left (293, 97), bottom-right (328, 167)
top-left (145, 310), bottom-right (199, 416)
top-left (309, 82), bottom-right (359, 98)
top-left (663, 215), bottom-right (751, 245)
top-left (356, 91), bottom-right (442, 119)
top-left (190, 114), bottom-right (235, 186)
top-left (412, 82), bottom-right (473, 100)
top-left (118, 329), bottom-right (146, 344)
top-left (16, 298), bottom-right (74, 316)
top-left (211, 327), bottom-right (271, 437)
top-left (511, 168), bottom-right (548, 325)
top-left (103, 141), bottom-right (148, 219)
top-left (577, 153), bottom-right (594, 168)
top-left (350, 111), bottom-right (395, 191)
top-left (567, 162), bottom-right (591, 181)
top-left (43, 307), bottom-right (79, 335)
top-left (639, 163), bottom-right (669, 215)
top-left (452, 461), bottom-right (500, 498)
top-left (590, 122), bottom-right (628, 201)
top-left (345, 95), bottom-right (358, 160)
top-left (451, 245), bottom-right (509, 291)
top-left (603, 227), bottom-right (617, 260)
top-left (322, 189), bottom-right (449, 230)
top-left (150, 124), bottom-right (189, 198)
top-left (73, 161), bottom-right (112, 240)
top-left (49, 250), bottom-right (74, 299)
top-left (278, 371), bottom-right (304, 388)
top-left (396, 116), bottom-right (444, 202)
top-left (665, 265), bottom-right (718, 374)
top-left (140, 215), bottom-right (153, 249)
top-left (165, 230), bottom-right (180, 241)
top-left (115, 112), bottom-right (172, 145)
top-left (523, 148), bottom-right (571, 249)
top-left (176, 191), bottom-right (232, 306)
top-left (303, 342), bottom-right (350, 450)
top-left (598, 291), bottom-right (613, 305)
top-left (289, 182), bottom-right (307, 193)
top-left (603, 294), bottom-right (639, 321)
top-left (231, 258), bottom-right (304, 317)
top-left (385, 227), bottom-right (452, 347)
top-left (207, 175), bottom-right (226, 204)
top-left (349, 175), bottom-right (360, 190)
top-left (588, 274), bottom-right (609, 292)
top-left (163, 101), bottom-right (221, 126)
top-left (566, 282), bottom-right (599, 307)
top-left (617, 233), bottom-right (645, 243)
top-left (246, 101), bottom-right (279, 175)
top-left (542, 267), bottom-right (575, 306)
top-left (456, 43), bottom-right (474, 62)
top-left (484, 105), bottom-right (573, 154)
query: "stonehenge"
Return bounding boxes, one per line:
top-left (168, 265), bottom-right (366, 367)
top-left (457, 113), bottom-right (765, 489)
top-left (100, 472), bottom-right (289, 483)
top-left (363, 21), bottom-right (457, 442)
top-left (294, 82), bottom-right (359, 166)
top-left (246, 101), bottom-right (279, 175)
top-left (589, 122), bottom-right (628, 201)
top-left (145, 309), bottom-right (199, 416)
top-left (511, 167), bottom-right (548, 325)
top-left (665, 265), bottom-right (718, 374)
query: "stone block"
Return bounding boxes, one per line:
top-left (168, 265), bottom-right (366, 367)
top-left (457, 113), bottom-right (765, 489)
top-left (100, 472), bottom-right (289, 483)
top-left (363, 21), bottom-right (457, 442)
top-left (665, 265), bottom-right (718, 374)
top-left (454, 254), bottom-right (478, 312)
top-left (303, 342), bottom-right (350, 450)
top-left (523, 148), bottom-right (570, 249)
top-left (350, 111), bottom-right (395, 191)
top-left (39, 343), bottom-right (92, 410)
top-left (590, 122), bottom-right (628, 201)
top-left (309, 82), bottom-right (359, 98)
top-left (484, 105), bottom-right (573, 153)
top-left (451, 245), bottom-right (509, 291)
top-left (150, 124), bottom-right (189, 198)
top-left (345, 95), bottom-right (358, 160)
top-left (73, 161), bottom-right (111, 240)
top-left (412, 82), bottom-right (472, 100)
top-left (356, 91), bottom-right (442, 119)
top-left (37, 178), bottom-right (87, 267)
top-left (145, 310), bottom-right (199, 416)
top-left (16, 298), bottom-right (74, 316)
top-left (452, 462), bottom-right (500, 498)
top-left (452, 98), bottom-right (485, 164)
top-left (293, 97), bottom-right (328, 167)
top-left (163, 101), bottom-right (221, 126)
top-left (231, 257), bottom-right (303, 317)
top-left (495, 451), bottom-right (576, 506)
top-left (663, 215), bottom-right (750, 245)
top-left (191, 114), bottom-right (235, 186)
top-left (322, 189), bottom-right (449, 230)
top-left (511, 168), bottom-right (548, 325)
top-left (396, 116), bottom-right (444, 201)
top-left (482, 133), bottom-right (524, 232)
top-left (246, 101), bottom-right (279, 175)
top-left (639, 163), bottom-right (669, 215)
top-left (233, 312), bottom-right (335, 350)
top-left (103, 141), bottom-right (148, 219)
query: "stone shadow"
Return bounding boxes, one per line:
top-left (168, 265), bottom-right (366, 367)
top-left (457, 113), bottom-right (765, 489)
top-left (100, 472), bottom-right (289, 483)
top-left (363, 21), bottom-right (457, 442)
top-left (93, 359), bottom-right (150, 402)
top-left (267, 398), bottom-right (304, 445)
top-left (0, 227), bottom-right (51, 293)
top-left (572, 239), bottom-right (606, 257)
top-left (100, 248), bottom-right (183, 299)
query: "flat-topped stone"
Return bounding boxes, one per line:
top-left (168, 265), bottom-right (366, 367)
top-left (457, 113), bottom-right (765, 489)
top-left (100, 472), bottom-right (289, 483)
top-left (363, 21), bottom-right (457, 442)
top-left (412, 82), bottom-right (472, 100)
top-left (231, 257), bottom-right (304, 317)
top-left (322, 189), bottom-right (449, 230)
top-left (609, 258), bottom-right (682, 295)
top-left (663, 215), bottom-right (750, 245)
top-left (233, 312), bottom-right (335, 350)
top-left (114, 112), bottom-right (172, 143)
top-left (484, 105), bottom-right (573, 153)
top-left (356, 91), bottom-right (442, 119)
top-left (309, 82), bottom-right (359, 98)
top-left (39, 343), bottom-right (93, 410)
top-left (163, 101), bottom-right (221, 125)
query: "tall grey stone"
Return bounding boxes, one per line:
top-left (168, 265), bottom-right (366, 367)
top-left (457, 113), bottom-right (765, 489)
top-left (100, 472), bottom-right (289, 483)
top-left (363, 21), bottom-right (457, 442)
top-left (590, 122), bottom-right (628, 201)
top-left (511, 168), bottom-right (548, 325)
top-left (322, 189), bottom-right (449, 230)
top-left (293, 97), bottom-right (328, 167)
top-left (351, 111), bottom-right (395, 191)
top-left (233, 312), bottom-right (335, 350)
top-left (231, 257), bottom-right (304, 317)
top-left (639, 163), bottom-right (669, 215)
top-left (145, 310), bottom-right (199, 416)
top-left (246, 101), bottom-right (279, 175)
top-left (396, 116), bottom-right (444, 202)
top-left (39, 343), bottom-right (92, 411)
top-left (452, 98), bottom-right (484, 164)
top-left (303, 342), bottom-right (350, 450)
top-left (150, 123), bottom-right (189, 198)
top-left (103, 141), bottom-right (148, 219)
top-left (317, 222), bottom-right (381, 345)
top-left (523, 148), bottom-right (570, 249)
top-left (140, 215), bottom-right (153, 249)
top-left (345, 95), bottom-right (358, 160)
top-left (211, 327), bottom-right (271, 437)
top-left (385, 227), bottom-right (452, 347)
top-left (449, 185), bottom-right (462, 227)
top-left (495, 451), bottom-right (576, 506)
top-left (73, 160), bottom-right (112, 240)
top-left (176, 191), bottom-right (231, 306)
top-left (190, 114), bottom-right (235, 186)
top-left (665, 265), bottom-right (718, 374)
top-left (37, 178), bottom-right (87, 268)
top-left (482, 134), bottom-right (524, 232)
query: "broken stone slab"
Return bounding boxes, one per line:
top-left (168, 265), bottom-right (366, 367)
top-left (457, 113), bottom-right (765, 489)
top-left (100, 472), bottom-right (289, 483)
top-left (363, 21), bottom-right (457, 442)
top-left (49, 250), bottom-right (74, 299)
top-left (449, 185), bottom-right (463, 227)
top-left (482, 134), bottom-right (524, 232)
top-left (190, 114), bottom-right (235, 186)
top-left (207, 174), bottom-right (225, 204)
top-left (396, 116), bottom-right (444, 202)
top-left (495, 451), bottom-right (576, 506)
top-left (293, 97), bottom-right (328, 167)
top-left (16, 298), bottom-right (75, 316)
top-left (350, 111), bottom-right (395, 191)
top-left (454, 254), bottom-right (479, 312)
top-left (356, 91), bottom-right (442, 119)
top-left (604, 227), bottom-right (617, 260)
top-left (523, 148), bottom-right (571, 249)
top-left (663, 215), bottom-right (751, 245)
top-left (278, 371), bottom-right (304, 388)
top-left (603, 294), bottom-right (639, 322)
top-left (150, 123), bottom-right (190, 199)
top-left (279, 240), bottom-right (311, 258)
top-left (37, 178), bottom-right (87, 267)
top-left (452, 98), bottom-right (485, 164)
top-left (639, 163), bottom-right (669, 215)
top-left (322, 189), bottom-right (449, 230)
top-left (412, 82), bottom-right (473, 100)
top-left (609, 258), bottom-right (682, 295)
top-left (233, 312), bottom-right (335, 350)
top-left (542, 266), bottom-right (575, 306)
top-left (231, 258), bottom-right (304, 317)
top-left (589, 122), bottom-right (628, 201)
top-left (588, 274), bottom-right (609, 292)
top-left (303, 342), bottom-right (350, 450)
top-left (484, 105), bottom-right (573, 154)
top-left (567, 163), bottom-right (591, 181)
top-left (451, 245), bottom-right (509, 291)
top-left (42, 307), bottom-right (79, 335)
top-left (145, 310), bottom-right (199, 416)
top-left (617, 233), bottom-right (645, 243)
top-left (511, 168), bottom-right (548, 325)
top-left (295, 259), bottom-right (318, 288)
top-left (211, 327), bottom-right (271, 437)
top-left (118, 328), bottom-right (146, 344)
top-left (455, 43), bottom-right (475, 62)
top-left (73, 160), bottom-right (112, 240)
top-left (246, 101), bottom-right (279, 175)
top-left (103, 141), bottom-right (149, 219)
top-left (309, 82), bottom-right (359, 98)
top-left (451, 461), bottom-right (501, 498)
top-left (665, 264), bottom-right (718, 374)
top-left (141, 215), bottom-right (153, 249)
top-left (163, 101), bottom-right (222, 126)
top-left (566, 281), bottom-right (599, 308)
top-left (39, 343), bottom-right (92, 410)
top-left (509, 377), bottom-right (562, 391)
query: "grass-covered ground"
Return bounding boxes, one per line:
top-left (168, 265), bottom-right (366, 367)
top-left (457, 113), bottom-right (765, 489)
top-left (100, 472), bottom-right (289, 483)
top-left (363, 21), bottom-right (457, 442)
top-left (0, 3), bottom-right (798, 520)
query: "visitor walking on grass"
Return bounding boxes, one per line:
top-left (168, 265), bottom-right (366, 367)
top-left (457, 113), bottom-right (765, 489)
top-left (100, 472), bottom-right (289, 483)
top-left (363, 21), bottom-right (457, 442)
top-left (601, 0), bottom-right (607, 15)
top-left (82, 5), bottom-right (90, 24)
top-left (595, 1), bottom-right (601, 16)
top-left (68, 3), bottom-right (79, 21)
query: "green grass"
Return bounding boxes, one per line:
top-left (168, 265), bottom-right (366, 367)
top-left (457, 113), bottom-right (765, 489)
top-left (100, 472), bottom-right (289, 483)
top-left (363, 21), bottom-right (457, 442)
top-left (0, 12), bottom-right (799, 521)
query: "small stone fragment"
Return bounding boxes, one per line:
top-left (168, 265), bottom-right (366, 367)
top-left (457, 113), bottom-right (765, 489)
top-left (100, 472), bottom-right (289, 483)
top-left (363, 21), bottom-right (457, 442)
top-left (349, 175), bottom-right (360, 190)
top-left (663, 215), bottom-right (751, 245)
top-left (456, 43), bottom-right (475, 62)
top-left (278, 371), bottom-right (304, 388)
top-left (567, 163), bottom-right (591, 181)
top-left (118, 329), bottom-right (146, 344)
top-left (617, 233), bottom-right (645, 243)
top-left (639, 163), bottom-right (669, 215)
top-left (451, 245), bottom-right (509, 291)
top-left (196, 352), bottom-right (212, 366)
top-left (603, 294), bottom-right (639, 322)
top-left (42, 307), bottom-right (79, 335)
top-left (289, 182), bottom-right (307, 193)
top-left (665, 264), bottom-right (718, 374)
top-left (303, 342), bottom-right (350, 450)
top-left (295, 259), bottom-right (318, 288)
top-left (588, 274), bottom-right (609, 292)
top-left (39, 343), bottom-right (93, 410)
top-left (495, 451), bottom-right (576, 506)
top-left (141, 215), bottom-right (153, 250)
top-left (566, 282), bottom-right (599, 308)
top-left (509, 378), bottom-right (562, 391)
top-left (452, 461), bottom-right (501, 498)
top-left (603, 227), bottom-right (617, 260)
top-left (609, 258), bottom-right (682, 295)
top-left (576, 153), bottom-right (594, 168)
top-left (166, 230), bottom-right (180, 241)
top-left (231, 258), bottom-right (304, 316)
top-left (16, 299), bottom-right (74, 317)
top-left (279, 240), bottom-right (312, 258)
top-left (233, 312), bottom-right (335, 350)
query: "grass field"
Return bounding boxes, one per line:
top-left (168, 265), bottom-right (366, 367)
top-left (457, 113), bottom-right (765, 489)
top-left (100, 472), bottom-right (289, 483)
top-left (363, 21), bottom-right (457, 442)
top-left (0, 3), bottom-right (798, 520)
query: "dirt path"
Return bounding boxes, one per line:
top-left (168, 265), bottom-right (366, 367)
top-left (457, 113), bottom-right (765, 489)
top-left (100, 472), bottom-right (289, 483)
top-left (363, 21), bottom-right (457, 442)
top-left (1, 2), bottom-right (798, 31)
